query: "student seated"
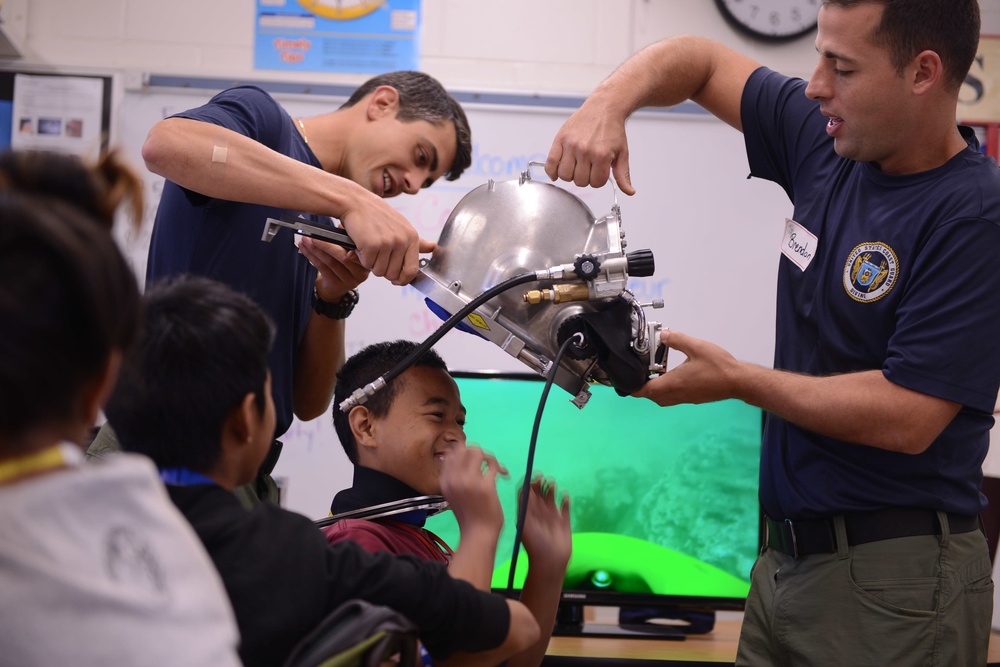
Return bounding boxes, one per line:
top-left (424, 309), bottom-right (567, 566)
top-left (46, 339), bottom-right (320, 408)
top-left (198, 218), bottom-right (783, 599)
top-left (0, 148), bottom-right (144, 230)
top-left (0, 151), bottom-right (240, 666)
top-left (325, 340), bottom-right (572, 667)
top-left (104, 274), bottom-right (539, 667)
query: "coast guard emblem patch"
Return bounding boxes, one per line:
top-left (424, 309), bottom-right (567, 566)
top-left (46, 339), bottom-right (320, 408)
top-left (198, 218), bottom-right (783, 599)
top-left (843, 242), bottom-right (898, 303)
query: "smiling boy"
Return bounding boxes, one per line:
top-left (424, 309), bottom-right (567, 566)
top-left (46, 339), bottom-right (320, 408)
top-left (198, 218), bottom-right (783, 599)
top-left (325, 340), bottom-right (572, 667)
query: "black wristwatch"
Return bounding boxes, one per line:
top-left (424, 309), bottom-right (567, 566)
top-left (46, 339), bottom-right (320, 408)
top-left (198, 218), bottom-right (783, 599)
top-left (313, 287), bottom-right (359, 320)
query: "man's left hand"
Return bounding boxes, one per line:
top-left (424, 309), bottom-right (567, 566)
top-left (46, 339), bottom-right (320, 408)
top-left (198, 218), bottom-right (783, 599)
top-left (298, 236), bottom-right (369, 302)
top-left (632, 329), bottom-right (740, 406)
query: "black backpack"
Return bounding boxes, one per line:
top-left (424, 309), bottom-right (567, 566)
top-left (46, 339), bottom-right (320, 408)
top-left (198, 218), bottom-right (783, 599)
top-left (283, 599), bottom-right (419, 667)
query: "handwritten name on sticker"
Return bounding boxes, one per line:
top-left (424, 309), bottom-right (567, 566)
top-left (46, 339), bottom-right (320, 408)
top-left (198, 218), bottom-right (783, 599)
top-left (781, 218), bottom-right (817, 271)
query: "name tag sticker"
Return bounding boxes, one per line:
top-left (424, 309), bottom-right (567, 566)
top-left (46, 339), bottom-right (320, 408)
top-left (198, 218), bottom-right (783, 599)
top-left (780, 218), bottom-right (817, 271)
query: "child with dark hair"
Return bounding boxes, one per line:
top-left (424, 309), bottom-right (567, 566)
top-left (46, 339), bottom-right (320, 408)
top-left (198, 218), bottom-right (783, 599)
top-left (326, 339), bottom-right (572, 667)
top-left (0, 150), bottom-right (240, 666)
top-left (0, 148), bottom-right (143, 230)
top-left (106, 275), bottom-right (540, 667)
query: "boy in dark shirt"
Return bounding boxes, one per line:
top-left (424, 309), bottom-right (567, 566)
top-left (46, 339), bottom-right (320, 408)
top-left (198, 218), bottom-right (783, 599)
top-left (105, 275), bottom-right (538, 667)
top-left (325, 340), bottom-right (572, 667)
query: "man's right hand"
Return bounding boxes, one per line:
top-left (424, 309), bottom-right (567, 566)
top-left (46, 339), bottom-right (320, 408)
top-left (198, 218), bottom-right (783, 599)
top-left (338, 191), bottom-right (435, 285)
top-left (544, 96), bottom-right (635, 195)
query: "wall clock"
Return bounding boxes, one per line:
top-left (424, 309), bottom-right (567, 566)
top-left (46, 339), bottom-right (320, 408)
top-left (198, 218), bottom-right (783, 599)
top-left (714, 0), bottom-right (820, 42)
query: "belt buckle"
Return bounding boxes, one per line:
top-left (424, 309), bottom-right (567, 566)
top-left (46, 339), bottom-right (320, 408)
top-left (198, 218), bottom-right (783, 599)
top-left (784, 518), bottom-right (799, 559)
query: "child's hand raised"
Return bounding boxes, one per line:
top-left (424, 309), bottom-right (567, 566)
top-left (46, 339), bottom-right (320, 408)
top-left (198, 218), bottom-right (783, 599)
top-left (506, 476), bottom-right (572, 667)
top-left (440, 445), bottom-right (507, 545)
top-left (520, 475), bottom-right (572, 573)
top-left (440, 445), bottom-right (509, 591)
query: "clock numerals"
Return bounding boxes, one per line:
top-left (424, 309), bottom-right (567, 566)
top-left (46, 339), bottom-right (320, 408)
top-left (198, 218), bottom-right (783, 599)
top-left (715, 0), bottom-right (820, 42)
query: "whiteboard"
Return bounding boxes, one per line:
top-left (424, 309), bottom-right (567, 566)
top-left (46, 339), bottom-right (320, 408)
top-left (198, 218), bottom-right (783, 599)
top-left (115, 78), bottom-right (791, 519)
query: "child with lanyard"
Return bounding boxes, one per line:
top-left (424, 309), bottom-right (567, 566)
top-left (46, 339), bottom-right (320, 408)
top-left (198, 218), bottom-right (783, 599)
top-left (0, 150), bottom-right (240, 666)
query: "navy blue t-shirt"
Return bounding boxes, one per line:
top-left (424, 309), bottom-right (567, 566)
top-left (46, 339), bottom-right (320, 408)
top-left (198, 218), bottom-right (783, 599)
top-left (742, 68), bottom-right (1000, 519)
top-left (146, 86), bottom-right (322, 437)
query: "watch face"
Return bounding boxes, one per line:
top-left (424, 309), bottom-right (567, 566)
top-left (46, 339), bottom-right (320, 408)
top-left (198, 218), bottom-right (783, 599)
top-left (715, 0), bottom-right (820, 42)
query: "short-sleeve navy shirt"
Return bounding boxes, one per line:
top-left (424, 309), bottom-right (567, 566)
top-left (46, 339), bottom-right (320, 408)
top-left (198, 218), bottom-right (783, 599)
top-left (742, 68), bottom-right (1000, 519)
top-left (146, 86), bottom-right (322, 437)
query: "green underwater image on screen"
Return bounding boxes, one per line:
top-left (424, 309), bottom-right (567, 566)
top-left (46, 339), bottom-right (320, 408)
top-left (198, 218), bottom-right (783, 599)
top-left (493, 533), bottom-right (750, 598)
top-left (424, 374), bottom-right (762, 600)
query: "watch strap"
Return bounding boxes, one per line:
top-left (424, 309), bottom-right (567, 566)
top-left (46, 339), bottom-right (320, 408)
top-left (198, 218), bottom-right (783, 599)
top-left (313, 287), bottom-right (359, 320)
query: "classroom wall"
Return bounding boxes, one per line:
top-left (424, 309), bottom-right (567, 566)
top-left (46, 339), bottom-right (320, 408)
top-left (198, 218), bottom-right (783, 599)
top-left (6, 0), bottom-right (998, 94)
top-left (4, 0), bottom-right (1000, 515)
top-left (3, 0), bottom-right (827, 94)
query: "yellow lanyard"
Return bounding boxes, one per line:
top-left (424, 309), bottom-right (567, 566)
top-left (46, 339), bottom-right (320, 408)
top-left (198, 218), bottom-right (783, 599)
top-left (0, 443), bottom-right (81, 484)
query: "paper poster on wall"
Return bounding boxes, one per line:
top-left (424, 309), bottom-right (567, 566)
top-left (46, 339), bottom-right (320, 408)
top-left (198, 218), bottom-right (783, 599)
top-left (254, 0), bottom-right (420, 74)
top-left (960, 36), bottom-right (1000, 122)
top-left (9, 74), bottom-right (105, 158)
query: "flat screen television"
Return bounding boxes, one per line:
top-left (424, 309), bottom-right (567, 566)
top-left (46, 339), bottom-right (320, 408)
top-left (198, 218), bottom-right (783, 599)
top-left (424, 371), bottom-right (763, 638)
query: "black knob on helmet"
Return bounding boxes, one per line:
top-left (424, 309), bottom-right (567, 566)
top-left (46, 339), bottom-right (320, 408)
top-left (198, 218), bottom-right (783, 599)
top-left (626, 249), bottom-right (655, 278)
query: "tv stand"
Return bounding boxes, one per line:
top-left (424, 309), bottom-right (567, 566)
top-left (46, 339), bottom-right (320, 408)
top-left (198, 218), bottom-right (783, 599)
top-left (551, 603), bottom-right (692, 641)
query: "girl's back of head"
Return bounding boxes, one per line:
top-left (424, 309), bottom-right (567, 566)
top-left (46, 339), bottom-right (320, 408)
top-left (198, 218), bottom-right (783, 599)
top-left (0, 152), bottom-right (141, 449)
top-left (0, 150), bottom-right (142, 456)
top-left (0, 149), bottom-right (143, 231)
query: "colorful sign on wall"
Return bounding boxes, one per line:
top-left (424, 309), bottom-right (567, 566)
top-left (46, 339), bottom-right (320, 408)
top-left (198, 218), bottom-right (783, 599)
top-left (254, 0), bottom-right (421, 74)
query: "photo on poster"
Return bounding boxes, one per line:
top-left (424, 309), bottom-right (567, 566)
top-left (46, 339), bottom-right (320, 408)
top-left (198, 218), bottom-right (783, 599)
top-left (37, 117), bottom-right (61, 136)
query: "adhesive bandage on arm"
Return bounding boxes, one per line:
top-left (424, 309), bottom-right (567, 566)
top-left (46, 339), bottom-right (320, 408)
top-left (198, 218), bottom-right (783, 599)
top-left (211, 138), bottom-right (228, 177)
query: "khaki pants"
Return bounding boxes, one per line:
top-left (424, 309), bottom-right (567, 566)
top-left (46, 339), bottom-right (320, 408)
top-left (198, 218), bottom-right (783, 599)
top-left (737, 514), bottom-right (993, 667)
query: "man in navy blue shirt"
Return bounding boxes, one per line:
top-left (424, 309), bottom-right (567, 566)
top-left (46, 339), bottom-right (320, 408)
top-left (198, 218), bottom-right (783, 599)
top-left (93, 72), bottom-right (472, 505)
top-left (546, 1), bottom-right (1000, 665)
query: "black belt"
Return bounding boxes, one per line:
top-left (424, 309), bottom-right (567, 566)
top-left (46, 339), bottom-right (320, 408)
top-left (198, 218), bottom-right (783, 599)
top-left (765, 507), bottom-right (981, 558)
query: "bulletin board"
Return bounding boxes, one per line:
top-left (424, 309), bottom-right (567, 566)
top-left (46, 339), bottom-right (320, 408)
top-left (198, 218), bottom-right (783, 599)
top-left (0, 66), bottom-right (117, 159)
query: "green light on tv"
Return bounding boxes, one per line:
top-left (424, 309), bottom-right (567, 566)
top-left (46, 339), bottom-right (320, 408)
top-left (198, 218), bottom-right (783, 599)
top-left (590, 570), bottom-right (612, 588)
